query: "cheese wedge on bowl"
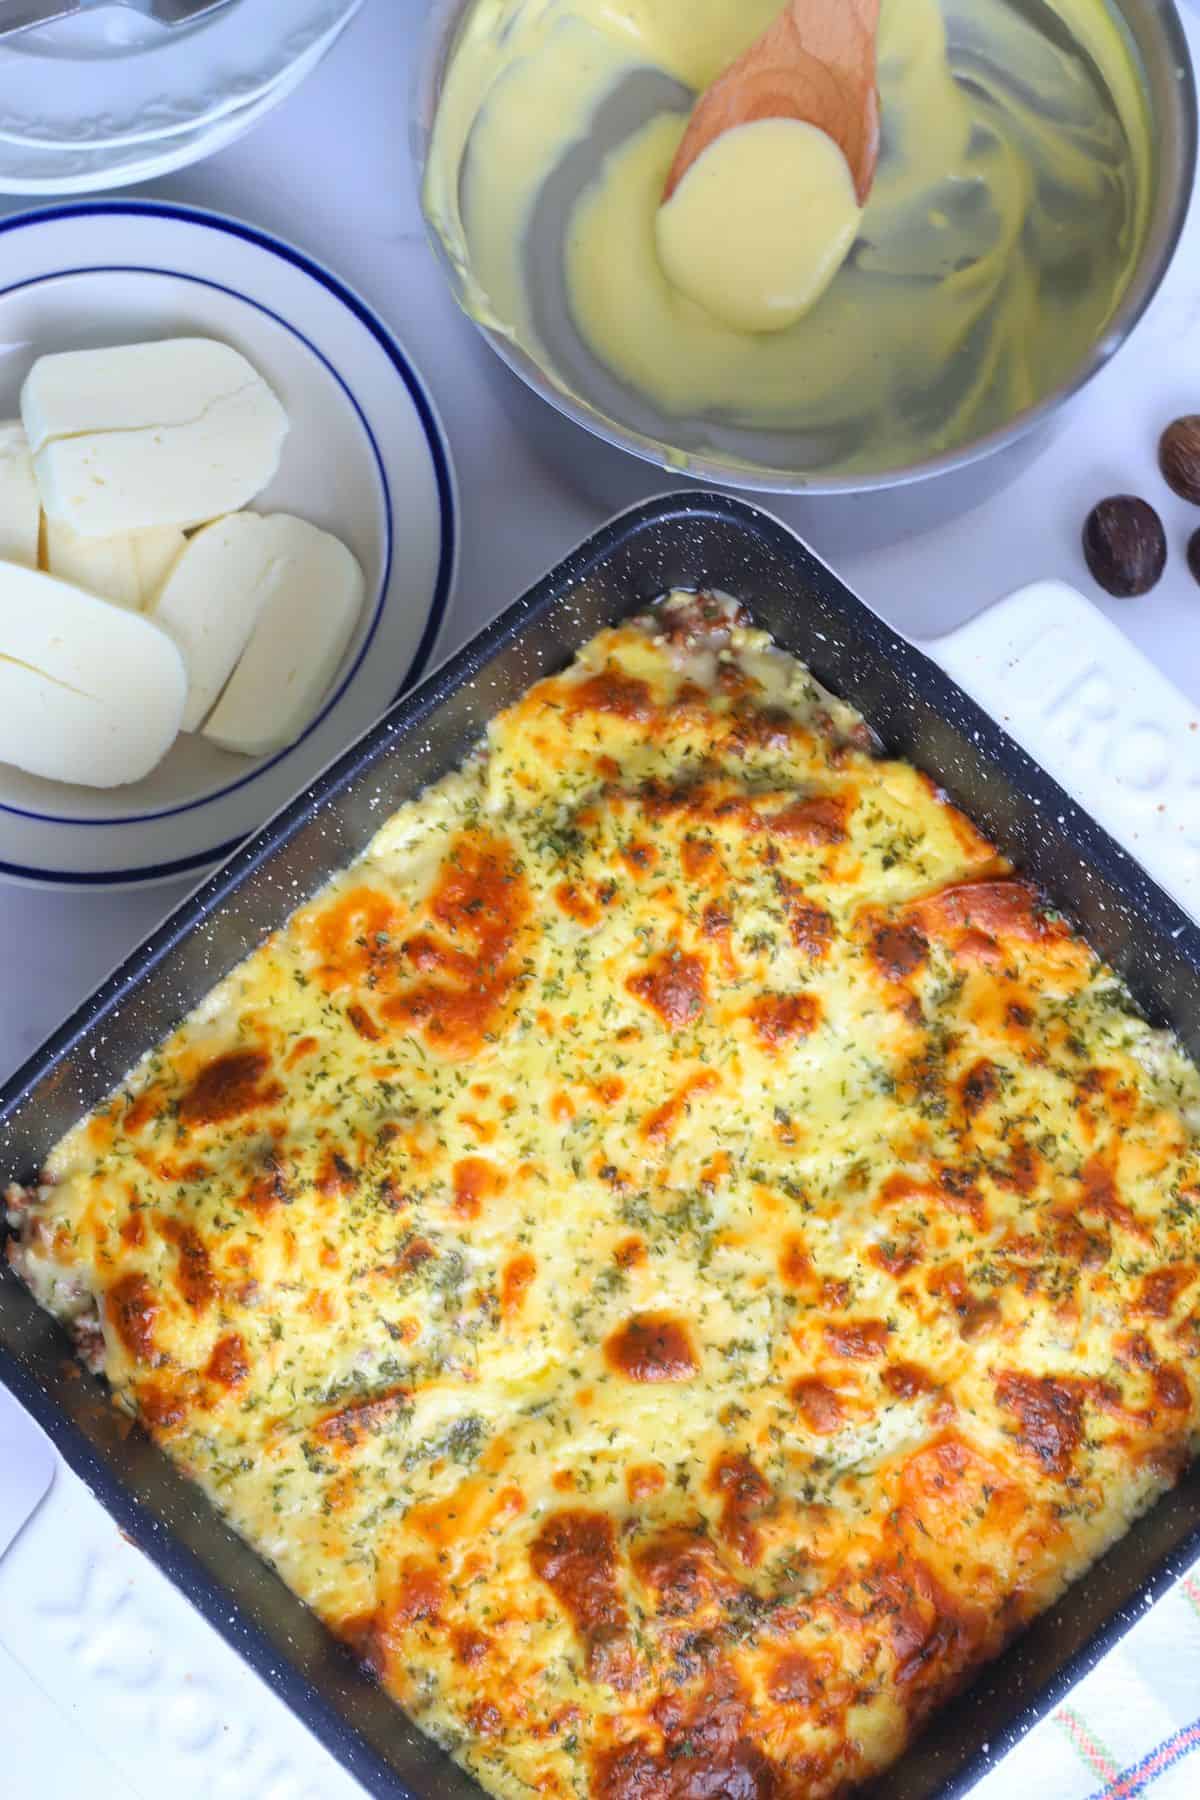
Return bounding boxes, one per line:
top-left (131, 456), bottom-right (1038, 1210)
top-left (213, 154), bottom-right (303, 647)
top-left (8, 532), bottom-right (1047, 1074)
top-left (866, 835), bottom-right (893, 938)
top-left (44, 518), bottom-right (142, 611)
top-left (204, 516), bottom-right (364, 756)
top-left (22, 338), bottom-right (289, 537)
top-left (0, 565), bottom-right (186, 786)
top-left (0, 335), bottom-right (367, 790)
top-left (131, 525), bottom-right (186, 607)
top-left (148, 512), bottom-right (279, 731)
top-left (44, 520), bottom-right (186, 611)
top-left (0, 421), bottom-right (39, 570)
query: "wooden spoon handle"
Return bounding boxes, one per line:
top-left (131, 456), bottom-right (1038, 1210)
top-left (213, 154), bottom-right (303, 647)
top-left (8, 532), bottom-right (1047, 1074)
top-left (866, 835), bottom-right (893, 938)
top-left (663, 0), bottom-right (881, 206)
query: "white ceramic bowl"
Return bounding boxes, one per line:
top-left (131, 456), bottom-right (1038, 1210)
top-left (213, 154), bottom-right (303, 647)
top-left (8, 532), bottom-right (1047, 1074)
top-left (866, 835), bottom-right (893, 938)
top-left (0, 201), bottom-right (457, 889)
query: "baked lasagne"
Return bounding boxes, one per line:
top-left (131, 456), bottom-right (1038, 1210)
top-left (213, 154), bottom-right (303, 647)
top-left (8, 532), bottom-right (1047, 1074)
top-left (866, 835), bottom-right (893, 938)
top-left (9, 592), bottom-right (1200, 1798)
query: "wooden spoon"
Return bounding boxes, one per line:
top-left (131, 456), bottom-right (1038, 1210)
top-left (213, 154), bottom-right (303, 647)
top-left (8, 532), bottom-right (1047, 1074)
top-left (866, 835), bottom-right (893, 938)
top-left (663, 0), bottom-right (881, 208)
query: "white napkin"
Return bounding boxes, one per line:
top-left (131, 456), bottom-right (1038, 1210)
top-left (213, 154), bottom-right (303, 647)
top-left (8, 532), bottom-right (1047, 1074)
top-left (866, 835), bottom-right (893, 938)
top-left (0, 1384), bottom-right (54, 1559)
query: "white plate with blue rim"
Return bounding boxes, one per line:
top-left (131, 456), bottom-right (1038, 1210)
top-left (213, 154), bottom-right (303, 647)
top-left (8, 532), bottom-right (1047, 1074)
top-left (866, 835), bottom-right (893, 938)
top-left (0, 200), bottom-right (458, 889)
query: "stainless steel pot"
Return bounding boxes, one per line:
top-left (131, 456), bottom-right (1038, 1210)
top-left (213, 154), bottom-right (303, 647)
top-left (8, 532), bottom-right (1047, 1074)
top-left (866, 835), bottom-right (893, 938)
top-left (413, 0), bottom-right (1197, 548)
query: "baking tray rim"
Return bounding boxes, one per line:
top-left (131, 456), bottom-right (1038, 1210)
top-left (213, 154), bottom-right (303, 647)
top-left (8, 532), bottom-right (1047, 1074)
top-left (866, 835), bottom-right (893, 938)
top-left (2, 487), bottom-right (1199, 1800)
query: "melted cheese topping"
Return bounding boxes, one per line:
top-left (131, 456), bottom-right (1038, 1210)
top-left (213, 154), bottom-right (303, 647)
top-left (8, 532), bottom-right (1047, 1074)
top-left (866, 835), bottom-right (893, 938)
top-left (11, 594), bottom-right (1200, 1800)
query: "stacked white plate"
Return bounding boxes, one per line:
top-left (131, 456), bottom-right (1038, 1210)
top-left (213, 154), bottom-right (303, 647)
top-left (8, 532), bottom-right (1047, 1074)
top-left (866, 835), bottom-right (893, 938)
top-left (0, 0), bottom-right (363, 194)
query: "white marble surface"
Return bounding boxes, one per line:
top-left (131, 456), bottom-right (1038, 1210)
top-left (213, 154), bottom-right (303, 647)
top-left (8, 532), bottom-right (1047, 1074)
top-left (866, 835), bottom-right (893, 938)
top-left (2, 4), bottom-right (1200, 1797)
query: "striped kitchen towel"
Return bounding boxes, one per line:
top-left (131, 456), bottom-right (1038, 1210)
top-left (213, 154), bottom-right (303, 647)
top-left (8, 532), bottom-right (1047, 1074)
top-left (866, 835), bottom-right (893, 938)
top-left (972, 1562), bottom-right (1200, 1799)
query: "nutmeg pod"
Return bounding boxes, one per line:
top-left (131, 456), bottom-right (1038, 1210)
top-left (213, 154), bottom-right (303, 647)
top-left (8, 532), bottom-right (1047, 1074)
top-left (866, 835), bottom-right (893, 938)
top-left (1159, 415), bottom-right (1200, 504)
top-left (1187, 527), bottom-right (1200, 587)
top-left (1081, 496), bottom-right (1166, 598)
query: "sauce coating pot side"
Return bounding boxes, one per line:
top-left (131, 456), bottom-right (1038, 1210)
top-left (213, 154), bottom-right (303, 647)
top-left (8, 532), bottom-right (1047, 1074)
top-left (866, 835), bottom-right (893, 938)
top-left (3, 493), bottom-right (1200, 1800)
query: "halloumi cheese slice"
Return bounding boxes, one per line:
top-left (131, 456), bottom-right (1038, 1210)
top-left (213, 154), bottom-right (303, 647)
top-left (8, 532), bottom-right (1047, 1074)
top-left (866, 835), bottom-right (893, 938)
top-left (0, 565), bottom-right (186, 786)
top-left (132, 524), bottom-right (185, 608)
top-left (203, 515), bottom-right (365, 757)
top-left (147, 512), bottom-right (279, 732)
top-left (44, 518), bottom-right (141, 610)
top-left (0, 421), bottom-right (39, 570)
top-left (23, 338), bottom-right (288, 537)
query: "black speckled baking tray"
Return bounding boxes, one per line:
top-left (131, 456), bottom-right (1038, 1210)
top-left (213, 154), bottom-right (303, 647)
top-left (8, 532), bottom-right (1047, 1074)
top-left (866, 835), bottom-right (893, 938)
top-left (2, 492), bottom-right (1199, 1800)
